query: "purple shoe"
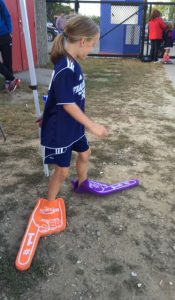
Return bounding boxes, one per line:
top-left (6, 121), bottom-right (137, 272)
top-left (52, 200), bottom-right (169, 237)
top-left (71, 179), bottom-right (139, 196)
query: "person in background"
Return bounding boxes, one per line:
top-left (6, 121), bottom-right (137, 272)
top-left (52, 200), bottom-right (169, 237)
top-left (65, 12), bottom-right (77, 21)
top-left (148, 9), bottom-right (166, 63)
top-left (171, 22), bottom-right (175, 44)
top-left (0, 0), bottom-right (20, 92)
top-left (55, 12), bottom-right (66, 34)
top-left (40, 15), bottom-right (108, 201)
top-left (162, 23), bottom-right (174, 62)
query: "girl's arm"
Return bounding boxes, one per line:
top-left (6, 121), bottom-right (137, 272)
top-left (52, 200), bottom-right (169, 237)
top-left (63, 103), bottom-right (107, 138)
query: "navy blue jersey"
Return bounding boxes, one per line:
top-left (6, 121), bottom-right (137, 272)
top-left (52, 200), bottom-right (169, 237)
top-left (41, 56), bottom-right (85, 149)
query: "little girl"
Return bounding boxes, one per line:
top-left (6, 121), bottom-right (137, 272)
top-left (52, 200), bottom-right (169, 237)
top-left (41, 15), bottom-right (108, 201)
top-left (163, 23), bottom-right (174, 62)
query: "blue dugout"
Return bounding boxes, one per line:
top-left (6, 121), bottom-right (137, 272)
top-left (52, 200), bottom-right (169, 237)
top-left (100, 0), bottom-right (144, 55)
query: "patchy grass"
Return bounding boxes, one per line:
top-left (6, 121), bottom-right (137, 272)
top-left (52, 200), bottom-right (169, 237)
top-left (12, 146), bottom-right (37, 159)
top-left (104, 260), bottom-right (123, 275)
top-left (1, 58), bottom-right (175, 299)
top-left (15, 171), bottom-right (45, 186)
top-left (0, 245), bottom-right (47, 299)
top-left (0, 147), bottom-right (10, 162)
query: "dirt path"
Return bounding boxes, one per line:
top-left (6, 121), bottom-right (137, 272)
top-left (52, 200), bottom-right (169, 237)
top-left (0, 59), bottom-right (175, 300)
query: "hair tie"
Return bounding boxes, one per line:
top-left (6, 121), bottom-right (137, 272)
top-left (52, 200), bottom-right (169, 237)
top-left (63, 32), bottom-right (67, 38)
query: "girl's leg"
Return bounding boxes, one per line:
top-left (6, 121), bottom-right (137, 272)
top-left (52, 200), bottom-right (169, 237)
top-left (167, 49), bottom-right (170, 60)
top-left (163, 49), bottom-right (168, 60)
top-left (150, 40), bottom-right (155, 61)
top-left (48, 166), bottom-right (69, 201)
top-left (154, 39), bottom-right (161, 61)
top-left (1, 40), bottom-right (13, 75)
top-left (0, 62), bottom-right (14, 81)
top-left (76, 149), bottom-right (91, 186)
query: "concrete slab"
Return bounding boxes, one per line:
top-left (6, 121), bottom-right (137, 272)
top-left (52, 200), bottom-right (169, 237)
top-left (17, 68), bottom-right (52, 86)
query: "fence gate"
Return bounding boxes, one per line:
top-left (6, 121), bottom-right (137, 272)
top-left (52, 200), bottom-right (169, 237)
top-left (100, 1), bottom-right (145, 57)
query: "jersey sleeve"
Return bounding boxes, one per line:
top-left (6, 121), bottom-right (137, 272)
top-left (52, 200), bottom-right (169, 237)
top-left (159, 19), bottom-right (166, 30)
top-left (53, 68), bottom-right (75, 105)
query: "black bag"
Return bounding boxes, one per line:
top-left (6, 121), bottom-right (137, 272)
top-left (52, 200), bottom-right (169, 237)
top-left (141, 56), bottom-right (151, 63)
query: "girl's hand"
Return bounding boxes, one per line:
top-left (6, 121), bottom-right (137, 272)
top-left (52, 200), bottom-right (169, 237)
top-left (36, 115), bottom-right (43, 128)
top-left (89, 123), bottom-right (108, 138)
top-left (63, 104), bottom-right (108, 137)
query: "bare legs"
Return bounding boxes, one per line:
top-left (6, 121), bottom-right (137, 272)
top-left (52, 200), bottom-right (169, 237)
top-left (76, 149), bottom-right (91, 186)
top-left (47, 167), bottom-right (69, 201)
top-left (47, 149), bottom-right (91, 200)
top-left (163, 49), bottom-right (170, 61)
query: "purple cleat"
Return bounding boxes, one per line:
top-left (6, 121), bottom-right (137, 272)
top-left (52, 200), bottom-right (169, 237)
top-left (71, 179), bottom-right (139, 196)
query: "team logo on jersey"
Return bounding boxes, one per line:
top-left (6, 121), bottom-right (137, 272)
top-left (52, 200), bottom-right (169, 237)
top-left (73, 80), bottom-right (85, 100)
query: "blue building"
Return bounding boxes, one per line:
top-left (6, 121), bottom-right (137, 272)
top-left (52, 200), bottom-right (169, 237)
top-left (100, 0), bottom-right (143, 55)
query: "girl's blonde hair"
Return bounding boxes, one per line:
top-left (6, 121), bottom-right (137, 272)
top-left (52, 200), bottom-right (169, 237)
top-left (51, 15), bottom-right (99, 64)
top-left (166, 22), bottom-right (173, 31)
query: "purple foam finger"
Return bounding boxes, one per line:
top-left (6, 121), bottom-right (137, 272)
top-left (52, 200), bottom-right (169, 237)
top-left (71, 179), bottom-right (139, 196)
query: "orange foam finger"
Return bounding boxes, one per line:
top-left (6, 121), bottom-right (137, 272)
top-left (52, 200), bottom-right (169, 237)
top-left (15, 198), bottom-right (66, 271)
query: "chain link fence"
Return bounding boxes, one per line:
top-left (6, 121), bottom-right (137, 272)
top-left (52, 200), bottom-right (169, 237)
top-left (46, 1), bottom-right (175, 58)
top-left (144, 2), bottom-right (175, 59)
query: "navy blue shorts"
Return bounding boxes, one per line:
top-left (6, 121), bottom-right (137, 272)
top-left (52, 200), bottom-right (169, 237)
top-left (44, 135), bottom-right (89, 167)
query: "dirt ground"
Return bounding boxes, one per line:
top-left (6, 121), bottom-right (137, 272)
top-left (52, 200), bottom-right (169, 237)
top-left (0, 59), bottom-right (175, 300)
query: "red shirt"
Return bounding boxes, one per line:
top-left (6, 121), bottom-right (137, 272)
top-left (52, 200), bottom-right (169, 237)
top-left (148, 17), bottom-right (166, 40)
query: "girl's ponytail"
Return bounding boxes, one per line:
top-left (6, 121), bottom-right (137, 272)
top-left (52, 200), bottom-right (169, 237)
top-left (50, 34), bottom-right (66, 64)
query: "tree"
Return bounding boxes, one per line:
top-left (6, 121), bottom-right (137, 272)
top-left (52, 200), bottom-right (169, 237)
top-left (91, 15), bottom-right (100, 26)
top-left (46, 3), bottom-right (72, 23)
top-left (154, 0), bottom-right (175, 21)
top-left (168, 1), bottom-right (175, 20)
